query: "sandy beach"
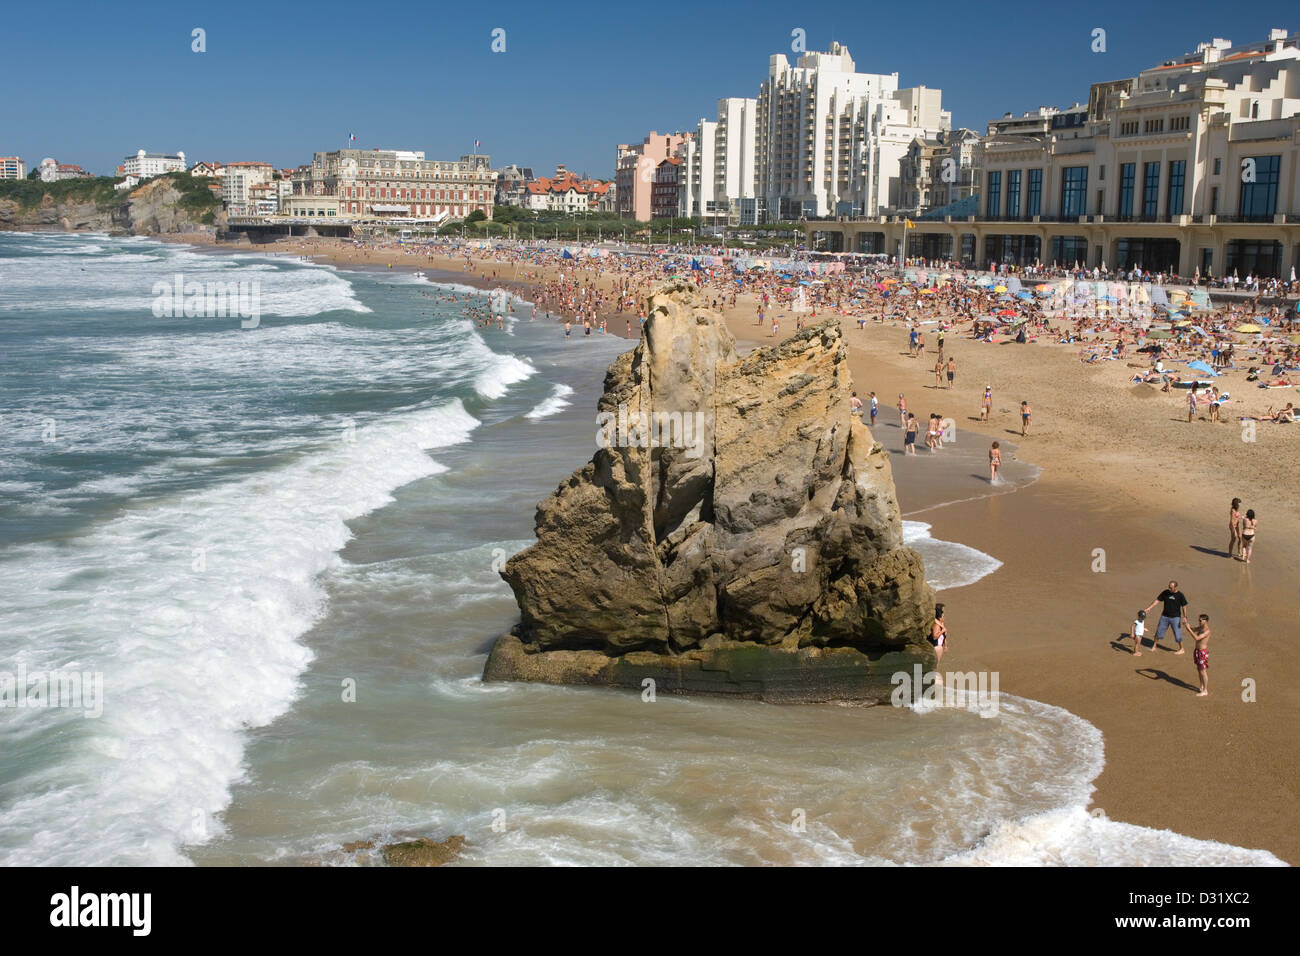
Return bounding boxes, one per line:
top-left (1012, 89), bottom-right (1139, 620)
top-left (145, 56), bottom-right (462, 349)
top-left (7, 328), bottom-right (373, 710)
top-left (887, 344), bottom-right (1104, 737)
top-left (196, 232), bottom-right (1299, 862)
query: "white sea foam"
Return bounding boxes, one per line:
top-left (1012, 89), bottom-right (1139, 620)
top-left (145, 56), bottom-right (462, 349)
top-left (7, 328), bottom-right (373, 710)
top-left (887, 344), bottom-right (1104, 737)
top-left (525, 384), bottom-right (574, 420)
top-left (903, 520), bottom-right (1002, 590)
top-left (474, 352), bottom-right (535, 399)
top-left (946, 805), bottom-right (1285, 866)
top-left (0, 238), bottom-right (369, 316)
top-left (0, 399), bottom-right (480, 866)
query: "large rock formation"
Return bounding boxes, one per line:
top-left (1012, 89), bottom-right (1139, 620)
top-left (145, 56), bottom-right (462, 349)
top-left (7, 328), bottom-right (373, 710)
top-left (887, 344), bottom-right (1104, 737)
top-left (0, 177), bottom-right (224, 235)
top-left (485, 281), bottom-right (936, 702)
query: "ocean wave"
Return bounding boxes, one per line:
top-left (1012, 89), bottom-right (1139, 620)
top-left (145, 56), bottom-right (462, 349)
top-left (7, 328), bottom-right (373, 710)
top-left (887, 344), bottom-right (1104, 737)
top-left (474, 353), bottom-right (535, 399)
top-left (524, 384), bottom-right (574, 420)
top-left (0, 399), bottom-right (480, 866)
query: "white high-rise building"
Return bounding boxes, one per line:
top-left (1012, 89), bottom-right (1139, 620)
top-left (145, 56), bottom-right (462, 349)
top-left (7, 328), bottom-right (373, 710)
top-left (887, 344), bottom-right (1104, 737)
top-left (678, 97), bottom-right (759, 225)
top-left (756, 42), bottom-right (950, 219)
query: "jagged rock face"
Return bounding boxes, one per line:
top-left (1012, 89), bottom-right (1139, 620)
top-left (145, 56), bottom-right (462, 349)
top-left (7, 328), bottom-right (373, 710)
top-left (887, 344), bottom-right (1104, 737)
top-left (499, 281), bottom-right (935, 678)
top-left (0, 179), bottom-right (221, 235)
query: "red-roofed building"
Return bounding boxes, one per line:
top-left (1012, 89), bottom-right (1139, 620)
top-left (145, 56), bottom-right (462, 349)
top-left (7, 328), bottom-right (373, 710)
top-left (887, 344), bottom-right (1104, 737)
top-left (521, 167), bottom-right (615, 214)
top-left (37, 158), bottom-right (92, 181)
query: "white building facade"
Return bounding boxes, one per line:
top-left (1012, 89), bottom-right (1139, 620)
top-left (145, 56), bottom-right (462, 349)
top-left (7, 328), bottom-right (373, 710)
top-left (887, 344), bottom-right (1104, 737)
top-left (973, 28), bottom-right (1300, 276)
top-left (756, 43), bottom-right (951, 220)
top-left (123, 149), bottom-right (186, 179)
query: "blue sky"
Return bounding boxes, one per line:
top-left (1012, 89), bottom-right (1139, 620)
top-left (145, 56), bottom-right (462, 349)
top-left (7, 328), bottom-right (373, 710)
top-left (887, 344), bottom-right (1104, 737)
top-left (2, 1), bottom-right (1294, 178)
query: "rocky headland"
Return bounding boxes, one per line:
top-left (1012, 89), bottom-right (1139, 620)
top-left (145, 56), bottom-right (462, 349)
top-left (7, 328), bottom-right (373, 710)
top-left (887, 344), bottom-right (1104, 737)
top-left (0, 175), bottom-right (224, 235)
top-left (484, 280), bottom-right (936, 703)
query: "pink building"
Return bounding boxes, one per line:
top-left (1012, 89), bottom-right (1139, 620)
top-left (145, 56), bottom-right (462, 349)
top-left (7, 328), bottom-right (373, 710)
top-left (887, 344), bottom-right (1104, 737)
top-left (615, 131), bottom-right (692, 221)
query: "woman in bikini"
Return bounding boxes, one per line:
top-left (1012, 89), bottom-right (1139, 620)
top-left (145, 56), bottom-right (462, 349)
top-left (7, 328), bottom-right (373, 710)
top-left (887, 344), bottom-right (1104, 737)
top-left (1228, 498), bottom-right (1242, 559)
top-left (1240, 509), bottom-right (1258, 564)
top-left (989, 441), bottom-right (1002, 482)
top-left (981, 384), bottom-right (992, 421)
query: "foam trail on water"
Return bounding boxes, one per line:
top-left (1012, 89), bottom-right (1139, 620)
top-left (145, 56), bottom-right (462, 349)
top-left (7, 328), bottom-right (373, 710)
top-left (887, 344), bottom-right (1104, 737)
top-left (525, 384), bottom-right (574, 420)
top-left (903, 520), bottom-right (1002, 590)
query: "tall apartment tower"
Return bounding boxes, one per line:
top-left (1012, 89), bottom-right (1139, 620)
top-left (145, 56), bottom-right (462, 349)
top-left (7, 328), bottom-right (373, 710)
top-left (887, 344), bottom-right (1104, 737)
top-left (678, 97), bottom-right (759, 223)
top-left (757, 42), bottom-right (949, 219)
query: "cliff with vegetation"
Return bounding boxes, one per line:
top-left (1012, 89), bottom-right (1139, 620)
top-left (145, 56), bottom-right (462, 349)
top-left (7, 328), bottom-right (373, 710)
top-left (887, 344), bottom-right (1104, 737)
top-left (0, 173), bottom-right (224, 235)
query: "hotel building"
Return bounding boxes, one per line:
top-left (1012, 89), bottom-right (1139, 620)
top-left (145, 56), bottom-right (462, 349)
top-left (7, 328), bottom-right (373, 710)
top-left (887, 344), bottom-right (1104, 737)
top-left (678, 97), bottom-right (759, 226)
top-left (123, 149), bottom-right (186, 179)
top-left (290, 148), bottom-right (494, 221)
top-left (220, 162), bottom-right (275, 215)
top-left (756, 42), bottom-right (951, 219)
top-left (808, 29), bottom-right (1300, 278)
top-left (1, 157), bottom-right (27, 179)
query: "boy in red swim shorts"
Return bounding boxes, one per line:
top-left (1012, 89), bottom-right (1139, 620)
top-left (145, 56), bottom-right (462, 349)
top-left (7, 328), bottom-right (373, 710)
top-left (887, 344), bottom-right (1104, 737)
top-left (1189, 613), bottom-right (1211, 697)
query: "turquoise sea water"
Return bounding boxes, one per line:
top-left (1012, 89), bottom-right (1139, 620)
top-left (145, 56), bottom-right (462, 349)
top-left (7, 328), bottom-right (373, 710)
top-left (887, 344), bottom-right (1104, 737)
top-left (0, 233), bottom-right (1281, 866)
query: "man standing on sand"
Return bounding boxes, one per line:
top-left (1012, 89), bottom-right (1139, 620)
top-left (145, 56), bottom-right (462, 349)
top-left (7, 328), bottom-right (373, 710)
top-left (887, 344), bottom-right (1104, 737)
top-left (1188, 614), bottom-right (1211, 696)
top-left (850, 391), bottom-right (863, 416)
top-left (869, 392), bottom-right (878, 427)
top-left (946, 357), bottom-right (956, 388)
top-left (1143, 581), bottom-right (1189, 655)
top-left (1020, 400), bottom-right (1032, 436)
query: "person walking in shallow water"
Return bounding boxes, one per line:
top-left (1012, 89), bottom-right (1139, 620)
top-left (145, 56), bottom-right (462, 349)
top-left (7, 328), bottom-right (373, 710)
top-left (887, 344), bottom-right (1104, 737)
top-left (1228, 497), bottom-right (1243, 559)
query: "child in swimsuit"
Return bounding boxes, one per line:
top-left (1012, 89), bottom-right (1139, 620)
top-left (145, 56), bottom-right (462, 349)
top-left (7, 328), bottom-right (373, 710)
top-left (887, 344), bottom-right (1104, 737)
top-left (989, 441), bottom-right (1001, 482)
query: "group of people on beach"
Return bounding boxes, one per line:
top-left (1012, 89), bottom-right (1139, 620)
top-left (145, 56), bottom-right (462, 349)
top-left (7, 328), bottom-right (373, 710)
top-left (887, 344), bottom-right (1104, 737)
top-left (1227, 497), bottom-right (1260, 563)
top-left (1127, 581), bottom-right (1213, 697)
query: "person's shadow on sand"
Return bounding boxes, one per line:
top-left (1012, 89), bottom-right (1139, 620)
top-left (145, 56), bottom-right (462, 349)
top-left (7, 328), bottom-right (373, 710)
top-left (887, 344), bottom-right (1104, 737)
top-left (1135, 667), bottom-right (1199, 692)
top-left (1190, 545), bottom-right (1232, 558)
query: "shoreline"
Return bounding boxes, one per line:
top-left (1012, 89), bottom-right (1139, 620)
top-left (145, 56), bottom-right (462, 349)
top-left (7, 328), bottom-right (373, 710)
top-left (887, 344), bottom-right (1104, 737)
top-left (171, 233), bottom-right (1298, 863)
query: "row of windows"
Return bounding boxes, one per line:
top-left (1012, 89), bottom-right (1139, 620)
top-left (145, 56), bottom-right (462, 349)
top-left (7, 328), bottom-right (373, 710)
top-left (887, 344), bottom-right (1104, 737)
top-left (344, 187), bottom-right (487, 201)
top-left (986, 155), bottom-right (1280, 219)
top-left (984, 168), bottom-right (1044, 218)
top-left (1117, 116), bottom-right (1191, 136)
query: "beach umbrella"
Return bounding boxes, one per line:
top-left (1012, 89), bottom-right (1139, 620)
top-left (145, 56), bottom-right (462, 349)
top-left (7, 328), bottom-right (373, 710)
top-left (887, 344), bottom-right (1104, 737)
top-left (994, 285), bottom-right (1008, 293)
top-left (1187, 360), bottom-right (1218, 377)
top-left (1235, 324), bottom-right (1262, 333)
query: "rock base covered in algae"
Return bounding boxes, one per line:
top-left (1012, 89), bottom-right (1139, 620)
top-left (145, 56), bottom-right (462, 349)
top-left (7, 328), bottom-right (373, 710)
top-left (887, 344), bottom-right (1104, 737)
top-left (483, 280), bottom-right (936, 703)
